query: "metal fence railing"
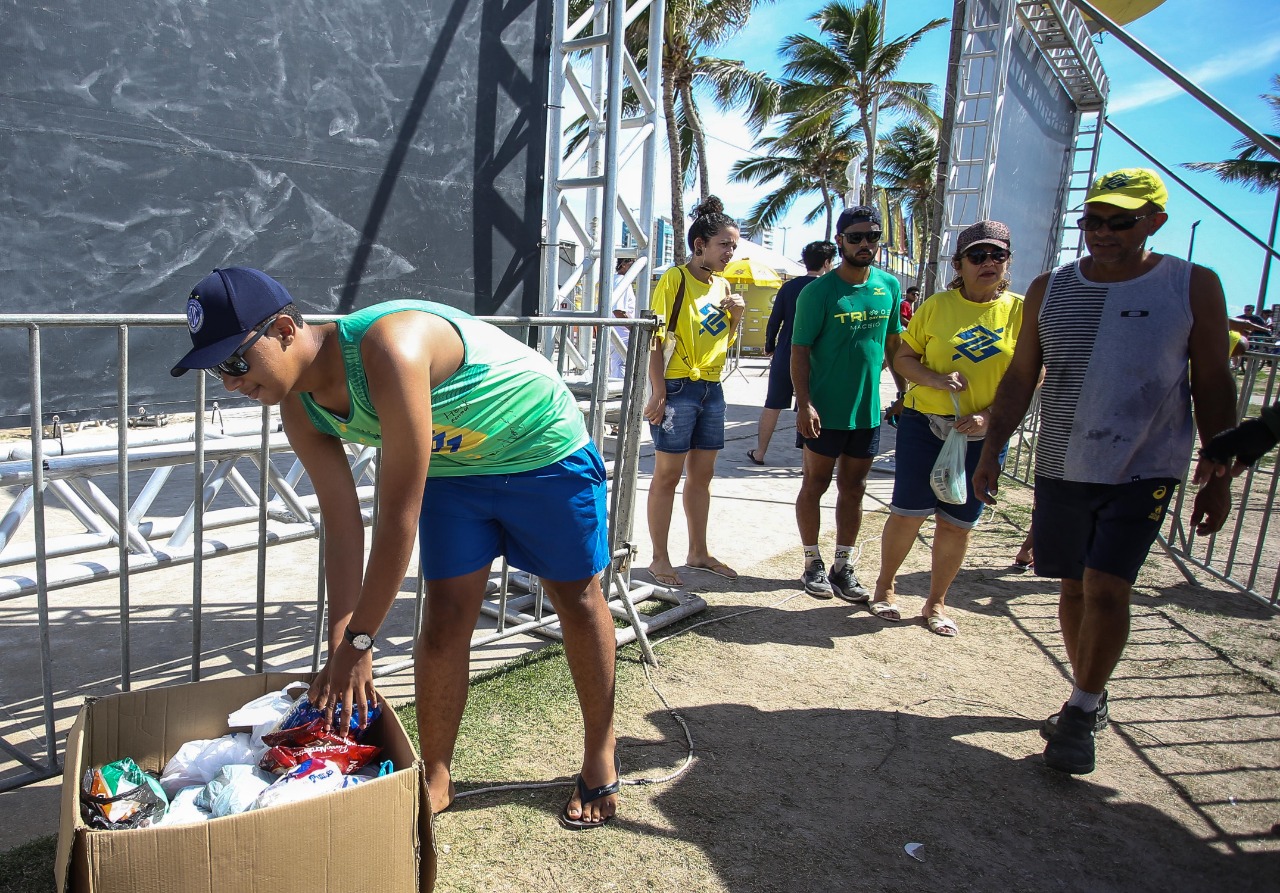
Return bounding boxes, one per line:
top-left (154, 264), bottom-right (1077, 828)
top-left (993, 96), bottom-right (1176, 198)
top-left (0, 312), bottom-right (700, 794)
top-left (1000, 352), bottom-right (1278, 608)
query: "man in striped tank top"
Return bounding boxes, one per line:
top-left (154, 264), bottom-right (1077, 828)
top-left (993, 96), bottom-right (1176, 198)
top-left (972, 169), bottom-right (1237, 775)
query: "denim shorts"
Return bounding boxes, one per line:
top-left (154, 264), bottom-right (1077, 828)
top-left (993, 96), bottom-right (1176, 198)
top-left (890, 408), bottom-right (1003, 528)
top-left (764, 345), bottom-right (794, 410)
top-left (1032, 475), bottom-right (1178, 583)
top-left (796, 425), bottom-right (881, 459)
top-left (650, 378), bottom-right (726, 452)
top-left (417, 443), bottom-right (610, 582)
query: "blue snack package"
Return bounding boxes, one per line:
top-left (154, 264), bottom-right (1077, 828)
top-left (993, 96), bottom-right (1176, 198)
top-left (262, 693), bottom-right (381, 745)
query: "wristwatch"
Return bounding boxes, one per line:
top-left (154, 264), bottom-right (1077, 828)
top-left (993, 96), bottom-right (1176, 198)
top-left (343, 627), bottom-right (375, 652)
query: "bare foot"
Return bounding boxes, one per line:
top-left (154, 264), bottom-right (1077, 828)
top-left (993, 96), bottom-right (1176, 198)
top-left (648, 561), bottom-right (683, 587)
top-left (685, 555), bottom-right (737, 580)
top-left (427, 773), bottom-right (456, 814)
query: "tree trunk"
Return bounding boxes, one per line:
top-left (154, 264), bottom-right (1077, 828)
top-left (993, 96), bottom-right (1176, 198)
top-left (861, 102), bottom-right (878, 208)
top-left (680, 81), bottom-right (712, 203)
top-left (821, 182), bottom-right (833, 241)
top-left (663, 66), bottom-right (686, 265)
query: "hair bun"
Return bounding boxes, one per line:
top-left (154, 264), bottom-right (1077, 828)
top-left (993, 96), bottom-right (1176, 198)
top-left (691, 195), bottom-right (725, 218)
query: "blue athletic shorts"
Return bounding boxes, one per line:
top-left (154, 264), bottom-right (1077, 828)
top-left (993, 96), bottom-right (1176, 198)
top-left (650, 378), bottom-right (726, 452)
top-left (764, 345), bottom-right (794, 410)
top-left (796, 425), bottom-right (881, 459)
top-left (1032, 475), bottom-right (1178, 583)
top-left (890, 408), bottom-right (1004, 528)
top-left (417, 443), bottom-right (610, 582)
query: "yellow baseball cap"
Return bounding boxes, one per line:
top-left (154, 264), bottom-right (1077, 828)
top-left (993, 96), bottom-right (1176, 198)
top-left (1084, 168), bottom-right (1168, 211)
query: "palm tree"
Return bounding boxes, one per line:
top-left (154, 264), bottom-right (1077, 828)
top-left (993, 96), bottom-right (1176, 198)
top-left (876, 121), bottom-right (938, 284)
top-left (1184, 74), bottom-right (1280, 310)
top-left (658, 0), bottom-right (777, 262)
top-left (1183, 74), bottom-right (1280, 192)
top-left (775, 0), bottom-right (945, 206)
top-left (564, 0), bottom-right (776, 264)
top-left (729, 117), bottom-right (863, 240)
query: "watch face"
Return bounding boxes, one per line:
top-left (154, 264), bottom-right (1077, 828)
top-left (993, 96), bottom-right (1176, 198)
top-left (352, 633), bottom-right (374, 651)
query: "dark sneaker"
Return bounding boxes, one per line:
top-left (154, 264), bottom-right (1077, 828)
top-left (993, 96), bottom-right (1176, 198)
top-left (802, 560), bottom-right (833, 598)
top-left (828, 563), bottom-right (870, 603)
top-left (1040, 691), bottom-right (1109, 742)
top-left (1043, 705), bottom-right (1098, 774)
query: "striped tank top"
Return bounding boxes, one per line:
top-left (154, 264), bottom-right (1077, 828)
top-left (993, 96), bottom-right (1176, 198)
top-left (1035, 255), bottom-right (1194, 484)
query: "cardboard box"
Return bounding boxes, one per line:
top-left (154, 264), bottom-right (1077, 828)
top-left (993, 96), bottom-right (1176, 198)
top-left (56, 673), bottom-right (435, 893)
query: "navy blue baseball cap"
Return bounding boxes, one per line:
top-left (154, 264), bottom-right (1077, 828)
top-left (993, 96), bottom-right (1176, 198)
top-left (170, 268), bottom-right (294, 376)
top-left (836, 205), bottom-right (882, 231)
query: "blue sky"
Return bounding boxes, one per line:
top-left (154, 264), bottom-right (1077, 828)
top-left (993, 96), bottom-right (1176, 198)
top-left (687, 0), bottom-right (1280, 313)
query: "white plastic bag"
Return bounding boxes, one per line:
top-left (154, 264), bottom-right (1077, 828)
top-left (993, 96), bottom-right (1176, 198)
top-left (250, 759), bottom-right (368, 812)
top-left (227, 680), bottom-right (309, 754)
top-left (195, 764), bottom-right (276, 817)
top-left (151, 785), bottom-right (211, 828)
top-left (930, 394), bottom-right (969, 505)
top-left (160, 733), bottom-right (258, 796)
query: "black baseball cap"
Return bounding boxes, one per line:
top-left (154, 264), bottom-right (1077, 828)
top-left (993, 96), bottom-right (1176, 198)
top-left (170, 268), bottom-right (294, 376)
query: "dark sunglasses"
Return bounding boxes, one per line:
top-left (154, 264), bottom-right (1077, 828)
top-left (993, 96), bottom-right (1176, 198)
top-left (207, 315), bottom-right (278, 379)
top-left (1076, 213), bottom-right (1153, 233)
top-left (964, 248), bottom-right (1010, 264)
top-left (840, 230), bottom-right (882, 244)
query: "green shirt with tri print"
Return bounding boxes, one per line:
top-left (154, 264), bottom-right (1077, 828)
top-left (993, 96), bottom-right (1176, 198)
top-left (791, 266), bottom-right (903, 430)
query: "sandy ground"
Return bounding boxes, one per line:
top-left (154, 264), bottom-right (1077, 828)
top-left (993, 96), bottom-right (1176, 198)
top-left (430, 489), bottom-right (1280, 892)
top-left (2, 358), bottom-right (1277, 893)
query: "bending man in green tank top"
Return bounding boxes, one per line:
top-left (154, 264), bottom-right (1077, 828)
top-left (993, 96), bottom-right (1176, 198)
top-left (172, 268), bottom-right (620, 829)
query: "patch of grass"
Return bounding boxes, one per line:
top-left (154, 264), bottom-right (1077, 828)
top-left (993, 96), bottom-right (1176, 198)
top-left (0, 834), bottom-right (56, 893)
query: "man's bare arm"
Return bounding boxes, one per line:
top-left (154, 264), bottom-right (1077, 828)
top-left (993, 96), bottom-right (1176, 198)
top-left (1187, 265), bottom-right (1236, 534)
top-left (972, 273), bottom-right (1047, 504)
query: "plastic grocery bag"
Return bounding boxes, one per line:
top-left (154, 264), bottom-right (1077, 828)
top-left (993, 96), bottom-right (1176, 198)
top-left (151, 785), bottom-right (211, 828)
top-left (250, 758), bottom-right (368, 811)
top-left (930, 394), bottom-right (969, 505)
top-left (160, 733), bottom-right (258, 796)
top-left (195, 764), bottom-right (276, 817)
top-left (81, 758), bottom-right (169, 830)
top-left (227, 680), bottom-right (309, 753)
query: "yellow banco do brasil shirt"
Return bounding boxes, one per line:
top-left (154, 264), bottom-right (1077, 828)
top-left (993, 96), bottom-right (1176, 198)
top-left (651, 265), bottom-right (737, 382)
top-left (901, 287), bottom-right (1024, 417)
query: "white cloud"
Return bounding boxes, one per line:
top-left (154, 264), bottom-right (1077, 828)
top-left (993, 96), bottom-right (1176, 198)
top-left (1109, 34), bottom-right (1280, 114)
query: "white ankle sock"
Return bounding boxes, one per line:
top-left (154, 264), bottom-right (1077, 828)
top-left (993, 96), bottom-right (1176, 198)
top-left (832, 546), bottom-right (852, 572)
top-left (1067, 686), bottom-right (1103, 713)
top-left (803, 545), bottom-right (820, 568)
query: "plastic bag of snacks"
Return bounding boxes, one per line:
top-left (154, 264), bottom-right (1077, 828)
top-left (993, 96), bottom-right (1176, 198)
top-left (226, 680), bottom-right (309, 752)
top-left (261, 693), bottom-right (381, 748)
top-left (259, 741), bottom-right (381, 775)
top-left (81, 758), bottom-right (169, 830)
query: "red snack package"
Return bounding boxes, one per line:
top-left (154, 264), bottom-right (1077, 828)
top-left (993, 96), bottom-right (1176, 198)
top-left (260, 717), bottom-right (348, 749)
top-left (259, 742), bottom-right (381, 775)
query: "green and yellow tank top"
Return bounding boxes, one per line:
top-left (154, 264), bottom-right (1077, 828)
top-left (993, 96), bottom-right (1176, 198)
top-left (298, 300), bottom-right (588, 476)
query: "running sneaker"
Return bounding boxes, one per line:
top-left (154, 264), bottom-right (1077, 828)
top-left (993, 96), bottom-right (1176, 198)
top-left (802, 560), bottom-right (833, 598)
top-left (1040, 691), bottom-right (1109, 741)
top-left (828, 563), bottom-right (870, 603)
top-left (1043, 704), bottom-right (1099, 774)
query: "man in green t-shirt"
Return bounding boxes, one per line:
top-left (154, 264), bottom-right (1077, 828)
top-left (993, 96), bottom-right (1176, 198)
top-left (791, 206), bottom-right (906, 603)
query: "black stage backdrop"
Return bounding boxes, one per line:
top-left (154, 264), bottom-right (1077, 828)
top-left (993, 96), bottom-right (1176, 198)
top-left (0, 0), bottom-right (552, 423)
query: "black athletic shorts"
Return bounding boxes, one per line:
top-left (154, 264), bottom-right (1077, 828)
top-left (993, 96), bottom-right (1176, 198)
top-left (796, 425), bottom-right (881, 460)
top-left (1032, 476), bottom-right (1178, 584)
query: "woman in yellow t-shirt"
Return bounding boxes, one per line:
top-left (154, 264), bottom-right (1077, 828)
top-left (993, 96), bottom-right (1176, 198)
top-left (869, 220), bottom-right (1024, 636)
top-left (642, 195), bottom-right (746, 587)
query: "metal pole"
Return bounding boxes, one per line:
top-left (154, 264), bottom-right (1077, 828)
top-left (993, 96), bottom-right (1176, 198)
top-left (1186, 220), bottom-right (1200, 262)
top-left (1105, 120), bottom-right (1280, 263)
top-left (927, 0), bottom-right (968, 296)
top-left (28, 326), bottom-right (59, 771)
top-left (116, 326), bottom-right (132, 690)
top-left (1071, 0), bottom-right (1280, 162)
top-left (193, 374), bottom-right (205, 680)
top-left (1257, 189), bottom-right (1280, 313)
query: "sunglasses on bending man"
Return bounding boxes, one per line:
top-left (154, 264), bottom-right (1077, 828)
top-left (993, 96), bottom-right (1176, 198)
top-left (1075, 213), bottom-right (1154, 233)
top-left (206, 315), bottom-right (279, 379)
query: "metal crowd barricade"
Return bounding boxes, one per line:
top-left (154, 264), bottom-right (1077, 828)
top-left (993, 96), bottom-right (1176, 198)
top-left (999, 356), bottom-right (1278, 608)
top-left (0, 311), bottom-right (699, 794)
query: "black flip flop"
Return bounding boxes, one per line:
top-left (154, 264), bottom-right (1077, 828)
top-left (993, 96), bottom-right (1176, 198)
top-left (746, 449), bottom-right (765, 466)
top-left (559, 755), bottom-right (621, 831)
